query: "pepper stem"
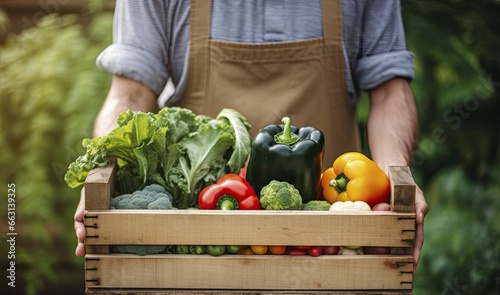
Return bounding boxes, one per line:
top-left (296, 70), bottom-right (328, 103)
top-left (274, 117), bottom-right (300, 146)
top-left (329, 173), bottom-right (349, 193)
top-left (216, 195), bottom-right (240, 210)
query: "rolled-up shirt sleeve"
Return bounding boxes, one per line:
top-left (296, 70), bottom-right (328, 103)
top-left (353, 0), bottom-right (414, 91)
top-left (356, 51), bottom-right (414, 90)
top-left (96, 0), bottom-right (169, 96)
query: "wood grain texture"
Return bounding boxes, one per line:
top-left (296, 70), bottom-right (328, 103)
top-left (84, 210), bottom-right (415, 247)
top-left (388, 167), bottom-right (416, 213)
top-left (84, 160), bottom-right (117, 255)
top-left (86, 290), bottom-right (413, 295)
top-left (85, 254), bottom-right (413, 290)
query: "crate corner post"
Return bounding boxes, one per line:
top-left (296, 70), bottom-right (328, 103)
top-left (389, 165), bottom-right (417, 258)
top-left (84, 158), bottom-right (117, 212)
top-left (83, 159), bottom-right (117, 293)
top-left (389, 166), bottom-right (416, 213)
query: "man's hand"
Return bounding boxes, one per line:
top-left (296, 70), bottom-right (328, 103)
top-left (74, 188), bottom-right (86, 257)
top-left (414, 185), bottom-right (429, 270)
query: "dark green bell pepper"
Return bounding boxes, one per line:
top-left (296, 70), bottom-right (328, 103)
top-left (246, 117), bottom-right (324, 203)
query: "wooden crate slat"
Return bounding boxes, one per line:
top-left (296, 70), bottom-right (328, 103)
top-left (85, 254), bottom-right (413, 290)
top-left (86, 290), bottom-right (413, 295)
top-left (84, 210), bottom-right (415, 247)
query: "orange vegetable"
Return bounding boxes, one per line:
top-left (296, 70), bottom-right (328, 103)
top-left (269, 245), bottom-right (287, 255)
top-left (321, 152), bottom-right (390, 207)
top-left (250, 245), bottom-right (269, 255)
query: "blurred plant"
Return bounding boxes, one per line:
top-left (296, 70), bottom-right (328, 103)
top-left (0, 5), bottom-right (113, 295)
top-left (401, 0), bottom-right (500, 180)
top-left (399, 1), bottom-right (500, 294)
top-left (414, 167), bottom-right (500, 295)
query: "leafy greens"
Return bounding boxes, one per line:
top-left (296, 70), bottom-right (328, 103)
top-left (64, 107), bottom-right (252, 208)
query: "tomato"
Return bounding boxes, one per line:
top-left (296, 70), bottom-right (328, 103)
top-left (323, 246), bottom-right (340, 255)
top-left (371, 202), bottom-right (392, 211)
top-left (250, 245), bottom-right (269, 255)
top-left (269, 246), bottom-right (287, 255)
top-left (308, 246), bottom-right (324, 257)
top-left (293, 246), bottom-right (312, 251)
top-left (238, 246), bottom-right (254, 255)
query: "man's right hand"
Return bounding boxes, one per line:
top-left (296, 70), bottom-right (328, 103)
top-left (74, 188), bottom-right (86, 257)
top-left (73, 75), bottom-right (158, 257)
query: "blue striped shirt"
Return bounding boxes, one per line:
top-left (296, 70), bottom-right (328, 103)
top-left (97, 0), bottom-right (414, 106)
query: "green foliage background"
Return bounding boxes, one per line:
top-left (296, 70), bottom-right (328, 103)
top-left (402, 1), bottom-right (500, 294)
top-left (0, 0), bottom-right (499, 294)
top-left (0, 2), bottom-right (113, 294)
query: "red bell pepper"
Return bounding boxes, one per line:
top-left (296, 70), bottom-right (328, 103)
top-left (198, 174), bottom-right (261, 210)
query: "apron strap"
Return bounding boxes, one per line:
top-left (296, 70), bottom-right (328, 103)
top-left (321, 0), bottom-right (348, 116)
top-left (189, 0), bottom-right (342, 53)
top-left (187, 0), bottom-right (344, 101)
top-left (321, 0), bottom-right (343, 44)
top-left (186, 0), bottom-right (212, 100)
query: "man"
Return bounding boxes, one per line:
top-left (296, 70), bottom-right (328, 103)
top-left (74, 0), bottom-right (428, 268)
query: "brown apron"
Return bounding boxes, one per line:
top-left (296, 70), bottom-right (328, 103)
top-left (177, 0), bottom-right (360, 167)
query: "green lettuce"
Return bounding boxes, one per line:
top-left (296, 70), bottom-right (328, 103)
top-left (64, 107), bottom-right (252, 208)
top-left (216, 108), bottom-right (252, 173)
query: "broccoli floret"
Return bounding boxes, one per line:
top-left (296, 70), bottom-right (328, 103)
top-left (109, 193), bottom-right (128, 209)
top-left (142, 184), bottom-right (174, 203)
top-left (127, 194), bottom-right (155, 209)
top-left (110, 184), bottom-right (175, 210)
top-left (109, 184), bottom-right (175, 255)
top-left (302, 200), bottom-right (331, 211)
top-left (259, 180), bottom-right (303, 210)
top-left (147, 196), bottom-right (174, 209)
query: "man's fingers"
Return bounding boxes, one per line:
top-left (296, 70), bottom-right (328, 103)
top-left (74, 188), bottom-right (85, 222)
top-left (74, 188), bottom-right (86, 257)
top-left (74, 217), bottom-right (87, 257)
top-left (413, 185), bottom-right (428, 270)
top-left (415, 186), bottom-right (429, 225)
top-left (413, 221), bottom-right (424, 271)
top-left (75, 241), bottom-right (85, 257)
top-left (75, 220), bottom-right (85, 243)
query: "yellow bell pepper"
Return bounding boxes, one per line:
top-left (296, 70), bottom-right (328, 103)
top-left (321, 152), bottom-right (390, 207)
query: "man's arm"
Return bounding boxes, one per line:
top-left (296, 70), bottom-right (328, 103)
top-left (74, 75), bottom-right (158, 257)
top-left (93, 75), bottom-right (159, 137)
top-left (367, 77), bottom-right (429, 269)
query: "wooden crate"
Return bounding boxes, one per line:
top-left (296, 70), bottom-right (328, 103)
top-left (83, 162), bottom-right (416, 295)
